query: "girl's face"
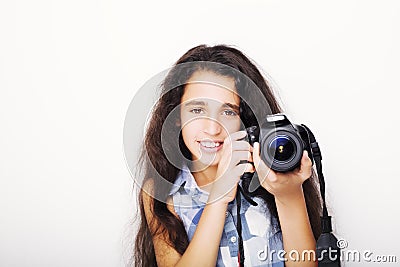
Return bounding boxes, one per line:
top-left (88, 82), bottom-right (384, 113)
top-left (180, 71), bottom-right (241, 167)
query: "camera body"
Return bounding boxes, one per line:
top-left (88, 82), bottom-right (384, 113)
top-left (246, 114), bottom-right (314, 172)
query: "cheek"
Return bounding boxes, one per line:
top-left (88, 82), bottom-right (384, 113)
top-left (181, 121), bottom-right (200, 143)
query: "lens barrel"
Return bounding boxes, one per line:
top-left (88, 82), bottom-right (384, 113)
top-left (267, 135), bottom-right (296, 163)
top-left (260, 130), bottom-right (303, 172)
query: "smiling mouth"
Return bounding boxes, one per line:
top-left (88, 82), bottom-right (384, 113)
top-left (198, 140), bottom-right (223, 152)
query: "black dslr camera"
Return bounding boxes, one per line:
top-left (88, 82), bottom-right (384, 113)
top-left (245, 114), bottom-right (314, 172)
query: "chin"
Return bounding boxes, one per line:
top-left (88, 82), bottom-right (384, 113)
top-left (194, 155), bottom-right (220, 168)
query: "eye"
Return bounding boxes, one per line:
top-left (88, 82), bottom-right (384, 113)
top-left (190, 108), bottom-right (204, 114)
top-left (222, 109), bottom-right (238, 116)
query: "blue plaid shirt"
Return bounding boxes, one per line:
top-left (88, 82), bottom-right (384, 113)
top-left (169, 166), bottom-right (285, 267)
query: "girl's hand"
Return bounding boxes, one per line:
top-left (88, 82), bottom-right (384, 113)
top-left (252, 142), bottom-right (313, 203)
top-left (208, 131), bottom-right (254, 205)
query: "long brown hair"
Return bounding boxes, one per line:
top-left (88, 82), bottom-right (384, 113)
top-left (132, 44), bottom-right (322, 266)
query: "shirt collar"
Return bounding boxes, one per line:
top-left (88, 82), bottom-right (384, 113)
top-left (168, 165), bottom-right (209, 198)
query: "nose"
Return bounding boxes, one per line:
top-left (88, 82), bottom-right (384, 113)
top-left (203, 118), bottom-right (222, 135)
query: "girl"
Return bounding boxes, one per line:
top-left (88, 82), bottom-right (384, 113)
top-left (133, 45), bottom-right (322, 267)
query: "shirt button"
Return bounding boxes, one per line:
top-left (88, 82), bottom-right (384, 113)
top-left (230, 236), bottom-right (237, 243)
top-left (225, 211), bottom-right (229, 218)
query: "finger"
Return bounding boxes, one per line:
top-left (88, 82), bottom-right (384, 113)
top-left (225, 130), bottom-right (247, 143)
top-left (234, 163), bottom-right (254, 176)
top-left (223, 132), bottom-right (250, 162)
top-left (231, 140), bottom-right (253, 152)
top-left (252, 142), bottom-right (261, 169)
top-left (298, 150), bottom-right (312, 179)
top-left (253, 142), bottom-right (277, 183)
top-left (300, 150), bottom-right (312, 168)
top-left (231, 151), bottom-right (252, 165)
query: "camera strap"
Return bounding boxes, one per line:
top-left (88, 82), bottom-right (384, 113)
top-left (300, 124), bottom-right (329, 219)
top-left (301, 124), bottom-right (341, 267)
top-left (235, 187), bottom-right (245, 267)
top-left (235, 184), bottom-right (259, 267)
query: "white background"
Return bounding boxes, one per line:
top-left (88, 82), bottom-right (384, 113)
top-left (1, 0), bottom-right (399, 266)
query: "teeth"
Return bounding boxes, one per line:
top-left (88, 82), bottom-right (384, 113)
top-left (200, 141), bottom-right (221, 148)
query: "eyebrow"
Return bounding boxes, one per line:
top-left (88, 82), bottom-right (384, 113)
top-left (184, 100), bottom-right (240, 111)
top-left (223, 103), bottom-right (240, 111)
top-left (184, 100), bottom-right (207, 107)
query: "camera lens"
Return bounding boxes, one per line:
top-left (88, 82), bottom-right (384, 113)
top-left (268, 135), bottom-right (296, 163)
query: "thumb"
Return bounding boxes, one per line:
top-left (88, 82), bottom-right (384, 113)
top-left (253, 142), bottom-right (261, 170)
